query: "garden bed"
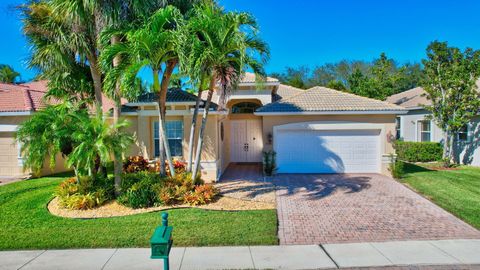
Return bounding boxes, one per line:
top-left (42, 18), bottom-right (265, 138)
top-left (48, 195), bottom-right (275, 218)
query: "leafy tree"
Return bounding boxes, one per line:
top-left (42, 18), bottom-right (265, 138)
top-left (325, 80), bottom-right (347, 91)
top-left (422, 41), bottom-right (480, 165)
top-left (179, 1), bottom-right (269, 179)
top-left (0, 64), bottom-right (20, 83)
top-left (271, 66), bottom-right (310, 89)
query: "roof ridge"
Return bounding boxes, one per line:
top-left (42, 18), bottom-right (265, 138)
top-left (274, 87), bottom-right (307, 103)
top-left (308, 86), bottom-right (404, 109)
top-left (22, 88), bottom-right (34, 111)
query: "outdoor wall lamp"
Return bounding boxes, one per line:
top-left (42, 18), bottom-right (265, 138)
top-left (267, 133), bottom-right (273, 145)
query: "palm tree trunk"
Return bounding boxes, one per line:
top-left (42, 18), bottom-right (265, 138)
top-left (187, 77), bottom-right (205, 172)
top-left (191, 76), bottom-right (216, 181)
top-left (87, 53), bottom-right (103, 115)
top-left (159, 60), bottom-right (177, 177)
top-left (112, 35), bottom-right (122, 196)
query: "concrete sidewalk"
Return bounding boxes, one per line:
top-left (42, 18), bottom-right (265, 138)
top-left (1, 239), bottom-right (479, 270)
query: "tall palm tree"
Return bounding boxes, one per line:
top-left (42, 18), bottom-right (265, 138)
top-left (100, 6), bottom-right (183, 177)
top-left (179, 1), bottom-right (269, 179)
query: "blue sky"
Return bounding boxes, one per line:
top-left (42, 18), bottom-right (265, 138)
top-left (1, 0), bottom-right (480, 81)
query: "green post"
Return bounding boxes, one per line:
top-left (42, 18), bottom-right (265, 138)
top-left (150, 212), bottom-right (173, 270)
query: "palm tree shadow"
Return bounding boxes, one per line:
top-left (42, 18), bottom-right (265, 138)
top-left (273, 173), bottom-right (372, 200)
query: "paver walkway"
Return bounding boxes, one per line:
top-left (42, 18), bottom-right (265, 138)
top-left (275, 173), bottom-right (480, 245)
top-left (1, 239), bottom-right (479, 270)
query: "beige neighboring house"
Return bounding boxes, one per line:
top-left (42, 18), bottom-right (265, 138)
top-left (1, 74), bottom-right (406, 181)
top-left (0, 81), bottom-right (68, 178)
top-left (387, 86), bottom-right (480, 166)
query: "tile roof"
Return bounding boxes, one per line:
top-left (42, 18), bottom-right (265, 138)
top-left (256, 86), bottom-right (406, 113)
top-left (136, 88), bottom-right (198, 103)
top-left (240, 72), bottom-right (279, 84)
top-left (0, 81), bottom-right (48, 112)
top-left (386, 87), bottom-right (430, 109)
top-left (272, 84), bottom-right (304, 102)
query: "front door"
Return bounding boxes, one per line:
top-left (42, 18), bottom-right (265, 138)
top-left (230, 120), bottom-right (263, 162)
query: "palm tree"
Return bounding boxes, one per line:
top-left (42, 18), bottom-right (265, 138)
top-left (67, 113), bottom-right (134, 178)
top-left (0, 65), bottom-right (20, 83)
top-left (15, 102), bottom-right (83, 176)
top-left (179, 1), bottom-right (269, 179)
top-left (100, 6), bottom-right (183, 177)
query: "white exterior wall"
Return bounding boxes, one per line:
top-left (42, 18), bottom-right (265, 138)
top-left (399, 109), bottom-right (443, 142)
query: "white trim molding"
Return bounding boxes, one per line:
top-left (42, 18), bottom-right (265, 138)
top-left (0, 124), bottom-right (18, 132)
top-left (125, 101), bottom-right (197, 107)
top-left (0, 111), bottom-right (32, 116)
top-left (255, 110), bottom-right (407, 116)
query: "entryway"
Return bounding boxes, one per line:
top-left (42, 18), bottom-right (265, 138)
top-left (230, 119), bottom-right (263, 162)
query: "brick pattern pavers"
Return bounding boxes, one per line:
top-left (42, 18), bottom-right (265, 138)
top-left (275, 173), bottom-right (480, 245)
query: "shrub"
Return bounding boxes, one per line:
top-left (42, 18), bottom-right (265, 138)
top-left (389, 155), bottom-right (406, 179)
top-left (123, 156), bottom-right (149, 173)
top-left (56, 176), bottom-right (114, 210)
top-left (183, 184), bottom-right (219, 206)
top-left (394, 141), bottom-right (443, 162)
top-left (150, 159), bottom-right (187, 176)
top-left (262, 151), bottom-right (277, 176)
top-left (118, 173), bottom-right (162, 208)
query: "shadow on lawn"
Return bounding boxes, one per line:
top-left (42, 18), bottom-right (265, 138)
top-left (403, 162), bottom-right (434, 174)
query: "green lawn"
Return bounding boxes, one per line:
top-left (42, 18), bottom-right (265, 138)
top-left (0, 174), bottom-right (278, 250)
top-left (401, 163), bottom-right (480, 229)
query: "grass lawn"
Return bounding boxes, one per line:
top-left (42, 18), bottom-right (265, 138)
top-left (0, 174), bottom-right (278, 250)
top-left (401, 162), bottom-right (480, 229)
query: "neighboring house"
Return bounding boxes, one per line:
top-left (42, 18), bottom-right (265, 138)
top-left (387, 87), bottom-right (480, 166)
top-left (0, 81), bottom-right (66, 178)
top-left (1, 74), bottom-right (407, 181)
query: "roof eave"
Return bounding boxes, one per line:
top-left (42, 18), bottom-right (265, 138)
top-left (125, 101), bottom-right (197, 107)
top-left (254, 110), bottom-right (408, 116)
top-left (0, 111), bottom-right (33, 116)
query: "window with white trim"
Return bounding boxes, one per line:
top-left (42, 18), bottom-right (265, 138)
top-left (154, 121), bottom-right (183, 157)
top-left (457, 124), bottom-right (469, 142)
top-left (418, 120), bottom-right (431, 142)
top-left (395, 117), bottom-right (401, 139)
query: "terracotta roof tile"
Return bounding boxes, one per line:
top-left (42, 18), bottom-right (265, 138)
top-left (257, 86), bottom-right (406, 113)
top-left (0, 82), bottom-right (48, 112)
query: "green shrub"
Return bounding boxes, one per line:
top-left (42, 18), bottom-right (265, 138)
top-left (394, 141), bottom-right (443, 162)
top-left (389, 156), bottom-right (406, 179)
top-left (118, 173), bottom-right (162, 208)
top-left (262, 151), bottom-right (277, 176)
top-left (121, 172), bottom-right (161, 191)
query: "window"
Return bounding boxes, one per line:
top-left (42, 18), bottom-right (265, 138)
top-left (231, 102), bottom-right (260, 114)
top-left (395, 117), bottom-right (401, 139)
top-left (154, 121), bottom-right (183, 157)
top-left (418, 120), bottom-right (431, 142)
top-left (457, 125), bottom-right (469, 142)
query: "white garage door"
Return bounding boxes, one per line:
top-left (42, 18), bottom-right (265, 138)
top-left (275, 129), bottom-right (381, 173)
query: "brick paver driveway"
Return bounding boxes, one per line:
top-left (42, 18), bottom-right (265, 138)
top-left (274, 173), bottom-right (480, 245)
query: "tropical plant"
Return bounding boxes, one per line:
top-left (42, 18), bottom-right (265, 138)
top-left (15, 102), bottom-right (85, 175)
top-left (262, 151), bottom-right (277, 176)
top-left (422, 41), bottom-right (480, 165)
top-left (100, 6), bottom-right (184, 177)
top-left (0, 64), bottom-right (20, 83)
top-left (179, 1), bottom-right (269, 179)
top-left (67, 113), bottom-right (134, 177)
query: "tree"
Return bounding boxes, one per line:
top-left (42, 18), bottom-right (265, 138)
top-left (179, 1), bottom-right (269, 180)
top-left (67, 113), bottom-right (134, 177)
top-left (0, 65), bottom-right (20, 83)
top-left (101, 6), bottom-right (183, 177)
top-left (422, 41), bottom-right (480, 165)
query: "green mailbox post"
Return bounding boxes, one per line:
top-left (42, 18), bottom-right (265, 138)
top-left (150, 213), bottom-right (173, 270)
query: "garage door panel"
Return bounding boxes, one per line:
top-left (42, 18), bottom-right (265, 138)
top-left (275, 129), bottom-right (380, 173)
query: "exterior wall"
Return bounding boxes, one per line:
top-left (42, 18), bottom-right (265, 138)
top-left (261, 114), bottom-right (397, 175)
top-left (399, 110), bottom-right (480, 166)
top-left (131, 111), bottom-right (221, 182)
top-left (0, 116), bottom-right (70, 178)
top-left (398, 109), bottom-right (443, 142)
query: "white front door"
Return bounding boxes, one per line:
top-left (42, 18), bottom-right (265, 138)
top-left (230, 120), bottom-right (263, 162)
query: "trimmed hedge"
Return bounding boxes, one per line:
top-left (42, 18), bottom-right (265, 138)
top-left (394, 141), bottom-right (443, 162)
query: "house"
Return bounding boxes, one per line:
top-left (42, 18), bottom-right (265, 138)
top-left (387, 86), bottom-right (480, 166)
top-left (1, 74), bottom-right (406, 181)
